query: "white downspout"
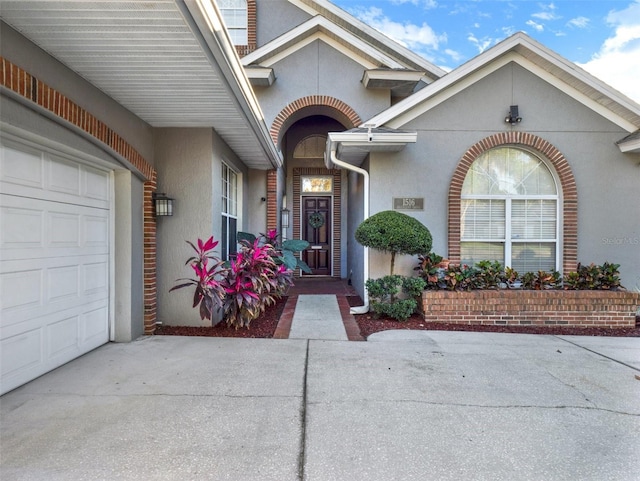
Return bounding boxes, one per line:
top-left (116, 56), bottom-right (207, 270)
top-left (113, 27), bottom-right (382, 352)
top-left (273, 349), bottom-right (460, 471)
top-left (330, 149), bottom-right (370, 314)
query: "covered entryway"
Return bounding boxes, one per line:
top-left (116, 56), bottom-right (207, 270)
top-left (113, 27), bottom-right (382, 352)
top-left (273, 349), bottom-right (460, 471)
top-left (0, 136), bottom-right (111, 394)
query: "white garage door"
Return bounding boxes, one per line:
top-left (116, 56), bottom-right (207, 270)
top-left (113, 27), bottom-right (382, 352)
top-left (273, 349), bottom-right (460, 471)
top-left (1, 137), bottom-right (111, 395)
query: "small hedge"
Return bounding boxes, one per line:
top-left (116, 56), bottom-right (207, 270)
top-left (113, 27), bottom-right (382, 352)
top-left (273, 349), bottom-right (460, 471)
top-left (415, 253), bottom-right (624, 291)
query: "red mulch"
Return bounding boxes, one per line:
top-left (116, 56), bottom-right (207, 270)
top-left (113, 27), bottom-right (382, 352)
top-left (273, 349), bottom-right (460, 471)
top-left (154, 295), bottom-right (639, 339)
top-left (154, 297), bottom-right (287, 338)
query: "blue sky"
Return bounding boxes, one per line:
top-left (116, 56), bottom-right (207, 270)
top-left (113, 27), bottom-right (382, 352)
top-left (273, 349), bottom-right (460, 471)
top-left (331, 0), bottom-right (640, 103)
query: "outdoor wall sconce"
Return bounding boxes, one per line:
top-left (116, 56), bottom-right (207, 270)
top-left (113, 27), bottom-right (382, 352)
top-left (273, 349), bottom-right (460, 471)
top-left (505, 105), bottom-right (522, 125)
top-left (153, 192), bottom-right (174, 217)
top-left (281, 208), bottom-right (290, 229)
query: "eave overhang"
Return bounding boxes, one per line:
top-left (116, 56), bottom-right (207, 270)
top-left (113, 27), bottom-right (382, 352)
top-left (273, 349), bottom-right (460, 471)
top-left (617, 131), bottom-right (640, 153)
top-left (362, 69), bottom-right (427, 96)
top-left (325, 128), bottom-right (417, 168)
top-left (245, 66), bottom-right (276, 87)
top-left (0, 0), bottom-right (282, 170)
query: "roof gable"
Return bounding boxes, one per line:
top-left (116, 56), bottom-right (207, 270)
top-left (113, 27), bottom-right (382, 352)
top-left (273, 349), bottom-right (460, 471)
top-left (367, 32), bottom-right (640, 133)
top-left (242, 16), bottom-right (406, 69)
top-left (284, 0), bottom-right (445, 80)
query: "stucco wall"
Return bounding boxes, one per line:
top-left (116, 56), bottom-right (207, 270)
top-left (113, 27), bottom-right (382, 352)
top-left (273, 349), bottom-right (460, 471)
top-left (255, 40), bottom-right (389, 130)
top-left (154, 128), bottom-right (215, 326)
top-left (255, 0), bottom-right (312, 46)
top-left (367, 62), bottom-right (640, 289)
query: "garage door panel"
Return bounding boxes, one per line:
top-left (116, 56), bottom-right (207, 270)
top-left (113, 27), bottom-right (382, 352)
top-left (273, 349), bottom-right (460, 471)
top-left (49, 154), bottom-right (81, 196)
top-left (84, 167), bottom-right (110, 202)
top-left (81, 305), bottom-right (109, 345)
top-left (1, 195), bottom-right (109, 259)
top-left (1, 143), bottom-right (109, 210)
top-left (1, 327), bottom-right (42, 379)
top-left (2, 256), bottom-right (108, 328)
top-left (0, 141), bottom-right (44, 189)
top-left (0, 204), bottom-right (44, 249)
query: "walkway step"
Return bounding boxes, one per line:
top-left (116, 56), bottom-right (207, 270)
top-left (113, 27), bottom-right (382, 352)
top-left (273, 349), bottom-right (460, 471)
top-left (288, 295), bottom-right (348, 340)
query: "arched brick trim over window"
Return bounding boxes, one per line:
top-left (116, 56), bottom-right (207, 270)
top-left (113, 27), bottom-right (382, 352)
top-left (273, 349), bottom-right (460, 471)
top-left (1, 57), bottom-right (159, 334)
top-left (448, 132), bottom-right (578, 274)
top-left (270, 95), bottom-right (362, 147)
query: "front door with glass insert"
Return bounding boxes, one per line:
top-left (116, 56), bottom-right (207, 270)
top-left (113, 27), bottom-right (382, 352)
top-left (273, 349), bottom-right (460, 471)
top-left (302, 196), bottom-right (331, 275)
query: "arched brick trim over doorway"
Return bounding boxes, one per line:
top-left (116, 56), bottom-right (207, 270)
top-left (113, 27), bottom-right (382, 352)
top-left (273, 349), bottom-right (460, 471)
top-left (448, 132), bottom-right (578, 274)
top-left (269, 95), bottom-right (362, 146)
top-left (266, 96), bottom-right (361, 233)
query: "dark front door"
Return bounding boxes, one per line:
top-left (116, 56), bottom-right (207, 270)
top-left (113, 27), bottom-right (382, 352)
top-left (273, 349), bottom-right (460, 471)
top-left (302, 196), bottom-right (331, 275)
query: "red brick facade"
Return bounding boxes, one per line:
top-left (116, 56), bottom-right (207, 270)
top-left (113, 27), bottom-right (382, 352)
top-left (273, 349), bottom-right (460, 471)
top-left (1, 57), bottom-right (158, 334)
top-left (421, 290), bottom-right (639, 328)
top-left (448, 132), bottom-right (578, 274)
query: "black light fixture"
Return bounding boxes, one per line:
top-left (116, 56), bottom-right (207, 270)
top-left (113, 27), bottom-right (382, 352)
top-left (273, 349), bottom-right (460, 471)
top-left (280, 208), bottom-right (290, 229)
top-left (505, 105), bottom-right (522, 125)
top-left (153, 192), bottom-right (174, 217)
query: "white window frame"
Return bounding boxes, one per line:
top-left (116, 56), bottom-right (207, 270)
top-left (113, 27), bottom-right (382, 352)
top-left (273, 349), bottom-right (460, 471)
top-left (460, 148), bottom-right (561, 272)
top-left (221, 161), bottom-right (239, 261)
top-left (218, 0), bottom-right (248, 46)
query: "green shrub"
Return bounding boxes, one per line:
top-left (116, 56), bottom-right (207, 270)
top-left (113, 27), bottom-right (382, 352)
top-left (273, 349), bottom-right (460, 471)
top-left (563, 262), bottom-right (622, 290)
top-left (355, 211), bottom-right (432, 275)
top-left (365, 275), bottom-right (426, 321)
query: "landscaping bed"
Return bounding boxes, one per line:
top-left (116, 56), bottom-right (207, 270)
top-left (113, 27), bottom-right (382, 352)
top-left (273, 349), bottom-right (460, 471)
top-left (349, 296), bottom-right (640, 339)
top-left (155, 297), bottom-right (286, 338)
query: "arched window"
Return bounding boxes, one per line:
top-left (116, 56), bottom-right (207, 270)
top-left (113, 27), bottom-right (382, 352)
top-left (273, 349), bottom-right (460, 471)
top-left (218, 0), bottom-right (248, 45)
top-left (293, 135), bottom-right (327, 159)
top-left (460, 147), bottom-right (559, 272)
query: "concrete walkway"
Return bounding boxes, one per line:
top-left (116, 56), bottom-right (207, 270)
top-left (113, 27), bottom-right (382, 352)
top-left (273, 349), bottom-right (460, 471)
top-left (2, 333), bottom-right (639, 480)
top-left (288, 295), bottom-right (348, 341)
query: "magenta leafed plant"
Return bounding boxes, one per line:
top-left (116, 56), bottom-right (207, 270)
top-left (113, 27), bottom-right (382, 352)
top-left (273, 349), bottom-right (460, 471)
top-left (221, 238), bottom-right (293, 329)
top-left (172, 234), bottom-right (294, 329)
top-left (170, 236), bottom-right (227, 321)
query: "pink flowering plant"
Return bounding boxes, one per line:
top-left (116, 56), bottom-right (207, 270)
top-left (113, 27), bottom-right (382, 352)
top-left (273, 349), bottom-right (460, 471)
top-left (171, 233), bottom-right (294, 329)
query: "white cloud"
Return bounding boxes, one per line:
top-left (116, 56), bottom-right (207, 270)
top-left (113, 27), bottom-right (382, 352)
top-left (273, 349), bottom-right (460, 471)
top-left (532, 3), bottom-right (560, 21)
top-left (352, 6), bottom-right (445, 51)
top-left (567, 16), bottom-right (590, 29)
top-left (526, 20), bottom-right (544, 32)
top-left (579, 1), bottom-right (640, 103)
top-left (444, 48), bottom-right (462, 62)
top-left (467, 33), bottom-right (493, 53)
top-left (390, 0), bottom-right (438, 9)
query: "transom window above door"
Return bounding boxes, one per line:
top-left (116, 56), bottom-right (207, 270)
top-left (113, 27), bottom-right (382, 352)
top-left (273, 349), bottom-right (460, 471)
top-left (301, 175), bottom-right (333, 193)
top-left (460, 147), bottom-right (559, 273)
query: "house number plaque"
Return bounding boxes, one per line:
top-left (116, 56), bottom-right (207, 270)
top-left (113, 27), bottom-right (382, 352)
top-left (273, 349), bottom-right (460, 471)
top-left (393, 197), bottom-right (424, 210)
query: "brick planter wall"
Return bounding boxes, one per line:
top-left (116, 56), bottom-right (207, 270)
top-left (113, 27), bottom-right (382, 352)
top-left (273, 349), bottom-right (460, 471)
top-left (421, 290), bottom-right (640, 328)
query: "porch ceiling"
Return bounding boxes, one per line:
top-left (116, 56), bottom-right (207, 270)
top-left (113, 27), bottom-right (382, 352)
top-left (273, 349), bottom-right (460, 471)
top-left (0, 0), bottom-right (280, 169)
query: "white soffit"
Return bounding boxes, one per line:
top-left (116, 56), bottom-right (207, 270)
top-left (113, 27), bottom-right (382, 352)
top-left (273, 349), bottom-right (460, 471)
top-left (0, 0), bottom-right (280, 169)
top-left (368, 33), bottom-right (640, 132)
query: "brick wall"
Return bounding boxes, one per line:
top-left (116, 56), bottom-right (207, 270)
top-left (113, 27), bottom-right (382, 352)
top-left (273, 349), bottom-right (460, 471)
top-left (1, 57), bottom-right (159, 334)
top-left (421, 290), bottom-right (640, 328)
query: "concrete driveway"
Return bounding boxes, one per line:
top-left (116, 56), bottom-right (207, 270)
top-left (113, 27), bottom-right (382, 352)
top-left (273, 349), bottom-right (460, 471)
top-left (1, 332), bottom-right (639, 480)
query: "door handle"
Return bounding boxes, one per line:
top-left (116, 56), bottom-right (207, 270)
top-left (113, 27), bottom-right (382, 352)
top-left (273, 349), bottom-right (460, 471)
top-left (311, 245), bottom-right (322, 250)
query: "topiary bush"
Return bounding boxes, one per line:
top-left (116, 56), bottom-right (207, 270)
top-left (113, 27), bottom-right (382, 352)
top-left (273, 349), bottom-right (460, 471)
top-left (355, 211), bottom-right (432, 275)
